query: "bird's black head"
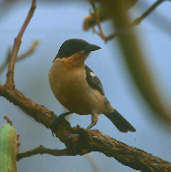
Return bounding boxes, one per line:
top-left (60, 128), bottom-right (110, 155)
top-left (54, 39), bottom-right (101, 60)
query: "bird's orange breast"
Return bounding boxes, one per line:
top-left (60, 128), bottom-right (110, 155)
top-left (49, 58), bottom-right (106, 115)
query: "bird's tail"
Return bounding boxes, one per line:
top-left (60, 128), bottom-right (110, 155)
top-left (104, 110), bottom-right (136, 132)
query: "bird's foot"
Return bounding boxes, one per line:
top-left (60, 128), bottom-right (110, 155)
top-left (50, 111), bottom-right (72, 136)
top-left (86, 113), bottom-right (98, 129)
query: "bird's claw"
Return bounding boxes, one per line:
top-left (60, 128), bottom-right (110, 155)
top-left (50, 112), bottom-right (72, 136)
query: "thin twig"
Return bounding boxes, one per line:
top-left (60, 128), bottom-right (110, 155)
top-left (0, 50), bottom-right (11, 74)
top-left (17, 40), bottom-right (39, 61)
top-left (17, 145), bottom-right (68, 161)
top-left (89, 0), bottom-right (107, 41)
top-left (107, 0), bottom-right (167, 41)
top-left (3, 114), bottom-right (13, 126)
top-left (106, 0), bottom-right (167, 41)
top-left (0, 40), bottom-right (38, 75)
top-left (132, 0), bottom-right (166, 26)
top-left (89, 0), bottom-right (167, 41)
top-left (6, 0), bottom-right (36, 87)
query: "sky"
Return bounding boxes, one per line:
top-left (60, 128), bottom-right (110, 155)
top-left (0, 0), bottom-right (171, 172)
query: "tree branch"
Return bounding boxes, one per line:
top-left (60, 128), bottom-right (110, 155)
top-left (107, 0), bottom-right (168, 40)
top-left (85, 0), bottom-right (167, 41)
top-left (132, 0), bottom-right (167, 26)
top-left (0, 68), bottom-right (171, 172)
top-left (15, 124), bottom-right (171, 171)
top-left (17, 146), bottom-right (68, 161)
top-left (6, 0), bottom-right (36, 88)
top-left (15, 121), bottom-right (171, 171)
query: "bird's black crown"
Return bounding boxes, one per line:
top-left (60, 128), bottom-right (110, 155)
top-left (54, 39), bottom-right (101, 60)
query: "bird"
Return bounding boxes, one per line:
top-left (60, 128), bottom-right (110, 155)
top-left (49, 39), bottom-right (136, 133)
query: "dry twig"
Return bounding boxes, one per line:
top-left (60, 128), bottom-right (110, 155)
top-left (17, 145), bottom-right (68, 160)
top-left (3, 114), bottom-right (13, 126)
top-left (0, 41), bottom-right (38, 75)
top-left (132, 0), bottom-right (167, 26)
top-left (89, 0), bottom-right (107, 40)
top-left (5, 0), bottom-right (36, 87)
top-left (88, 0), bottom-right (167, 41)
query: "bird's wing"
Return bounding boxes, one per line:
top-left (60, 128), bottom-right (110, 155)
top-left (85, 65), bottom-right (105, 95)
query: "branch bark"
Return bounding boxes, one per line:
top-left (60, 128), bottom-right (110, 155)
top-left (0, 85), bottom-right (171, 172)
top-left (17, 130), bottom-right (171, 172)
top-left (0, 0), bottom-right (171, 172)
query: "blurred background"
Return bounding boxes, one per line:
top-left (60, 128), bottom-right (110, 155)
top-left (0, 0), bottom-right (171, 171)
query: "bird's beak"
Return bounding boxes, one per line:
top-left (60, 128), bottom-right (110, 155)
top-left (84, 44), bottom-right (101, 52)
